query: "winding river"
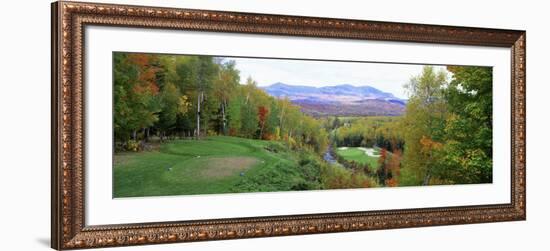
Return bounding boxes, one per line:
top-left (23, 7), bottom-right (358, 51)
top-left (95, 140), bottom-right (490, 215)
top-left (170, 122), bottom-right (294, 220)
top-left (323, 145), bottom-right (338, 164)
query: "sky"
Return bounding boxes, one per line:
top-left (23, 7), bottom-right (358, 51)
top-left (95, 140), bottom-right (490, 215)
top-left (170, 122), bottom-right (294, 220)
top-left (225, 57), bottom-right (448, 99)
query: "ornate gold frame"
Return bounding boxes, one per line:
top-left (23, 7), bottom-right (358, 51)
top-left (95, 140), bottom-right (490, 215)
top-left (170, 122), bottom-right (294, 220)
top-left (51, 1), bottom-right (526, 249)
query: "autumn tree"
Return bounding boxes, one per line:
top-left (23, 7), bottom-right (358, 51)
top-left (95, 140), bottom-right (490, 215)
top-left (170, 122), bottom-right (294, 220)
top-left (399, 65), bottom-right (493, 185)
top-left (113, 53), bottom-right (160, 145)
top-left (400, 66), bottom-right (448, 186)
top-left (113, 52), bottom-right (337, 160)
top-left (376, 148), bottom-right (389, 184)
top-left (385, 149), bottom-right (401, 186)
top-left (257, 106), bottom-right (269, 139)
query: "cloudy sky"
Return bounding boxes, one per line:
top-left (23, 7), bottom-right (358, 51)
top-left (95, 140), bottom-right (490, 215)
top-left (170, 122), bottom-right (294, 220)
top-left (226, 57), bottom-right (448, 99)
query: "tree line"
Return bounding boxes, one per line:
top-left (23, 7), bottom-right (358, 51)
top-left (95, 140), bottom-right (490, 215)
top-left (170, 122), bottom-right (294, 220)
top-left (331, 116), bottom-right (405, 153)
top-left (114, 52), bottom-right (492, 187)
top-left (328, 66), bottom-right (493, 186)
top-left (399, 65), bottom-right (493, 185)
top-left (114, 53), bottom-right (329, 154)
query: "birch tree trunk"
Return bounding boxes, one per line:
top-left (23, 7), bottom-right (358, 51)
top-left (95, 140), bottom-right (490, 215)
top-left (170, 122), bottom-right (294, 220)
top-left (221, 99), bottom-right (226, 135)
top-left (196, 91), bottom-right (201, 140)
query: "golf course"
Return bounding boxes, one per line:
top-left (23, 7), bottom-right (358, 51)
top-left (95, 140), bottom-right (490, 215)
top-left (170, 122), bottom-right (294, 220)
top-left (335, 147), bottom-right (381, 172)
top-left (113, 52), bottom-right (494, 197)
top-left (114, 136), bottom-right (319, 197)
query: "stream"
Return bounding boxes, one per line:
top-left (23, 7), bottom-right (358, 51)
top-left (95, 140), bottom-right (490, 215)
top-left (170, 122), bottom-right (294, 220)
top-left (323, 145), bottom-right (338, 164)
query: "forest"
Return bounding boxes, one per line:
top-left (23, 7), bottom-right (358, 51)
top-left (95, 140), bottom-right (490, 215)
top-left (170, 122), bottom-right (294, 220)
top-left (113, 52), bottom-right (492, 197)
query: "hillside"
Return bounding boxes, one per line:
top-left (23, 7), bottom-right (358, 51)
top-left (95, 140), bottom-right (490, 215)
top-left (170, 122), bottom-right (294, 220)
top-left (114, 136), bottom-right (315, 197)
top-left (262, 82), bottom-right (406, 116)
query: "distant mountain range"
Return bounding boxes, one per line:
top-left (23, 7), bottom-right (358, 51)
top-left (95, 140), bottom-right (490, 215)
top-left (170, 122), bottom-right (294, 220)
top-left (262, 82), bottom-right (406, 117)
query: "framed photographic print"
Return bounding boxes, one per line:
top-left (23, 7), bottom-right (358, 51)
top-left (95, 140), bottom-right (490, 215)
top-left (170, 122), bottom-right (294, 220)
top-left (51, 1), bottom-right (526, 249)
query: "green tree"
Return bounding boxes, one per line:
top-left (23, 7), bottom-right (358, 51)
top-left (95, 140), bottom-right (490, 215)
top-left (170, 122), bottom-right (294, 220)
top-left (157, 82), bottom-right (180, 141)
top-left (240, 77), bottom-right (260, 138)
top-left (400, 66), bottom-right (448, 185)
top-left (435, 66), bottom-right (493, 183)
top-left (176, 56), bottom-right (218, 139)
top-left (265, 99), bottom-right (281, 139)
top-left (213, 60), bottom-right (240, 135)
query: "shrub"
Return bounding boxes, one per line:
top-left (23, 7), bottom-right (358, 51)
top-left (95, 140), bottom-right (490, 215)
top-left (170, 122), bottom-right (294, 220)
top-left (264, 141), bottom-right (287, 153)
top-left (287, 136), bottom-right (298, 150)
top-left (232, 150), bottom-right (324, 192)
top-left (232, 162), bottom-right (306, 192)
top-left (126, 140), bottom-right (140, 152)
top-left (320, 163), bottom-right (380, 189)
top-left (297, 154), bottom-right (322, 183)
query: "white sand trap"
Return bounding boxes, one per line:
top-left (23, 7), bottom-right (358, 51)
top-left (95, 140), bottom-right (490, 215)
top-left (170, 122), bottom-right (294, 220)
top-left (357, 147), bottom-right (380, 157)
top-left (338, 147), bottom-right (348, 150)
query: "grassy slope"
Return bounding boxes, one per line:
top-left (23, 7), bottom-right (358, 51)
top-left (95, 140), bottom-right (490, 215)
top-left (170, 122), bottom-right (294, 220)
top-left (114, 136), bottom-right (296, 197)
top-left (336, 147), bottom-right (380, 171)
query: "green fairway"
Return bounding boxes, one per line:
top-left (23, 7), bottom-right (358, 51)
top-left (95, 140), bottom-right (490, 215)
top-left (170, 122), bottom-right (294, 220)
top-left (336, 147), bottom-right (380, 171)
top-left (114, 136), bottom-right (300, 197)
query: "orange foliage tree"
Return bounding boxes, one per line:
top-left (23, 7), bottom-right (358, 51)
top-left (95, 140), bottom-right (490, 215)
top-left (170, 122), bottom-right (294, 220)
top-left (257, 106), bottom-right (269, 139)
top-left (385, 149), bottom-right (402, 187)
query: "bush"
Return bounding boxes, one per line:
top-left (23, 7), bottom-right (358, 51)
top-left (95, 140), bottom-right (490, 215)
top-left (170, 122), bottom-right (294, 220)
top-left (233, 150), bottom-right (323, 192)
top-left (287, 136), bottom-right (298, 150)
top-left (297, 154), bottom-right (322, 183)
top-left (126, 140), bottom-right (140, 152)
top-left (264, 141), bottom-right (287, 153)
top-left (232, 162), bottom-right (305, 192)
top-left (320, 163), bottom-right (379, 189)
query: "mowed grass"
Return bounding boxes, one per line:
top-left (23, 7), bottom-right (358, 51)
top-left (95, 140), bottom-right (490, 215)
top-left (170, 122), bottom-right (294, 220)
top-left (336, 147), bottom-right (380, 171)
top-left (114, 136), bottom-right (294, 197)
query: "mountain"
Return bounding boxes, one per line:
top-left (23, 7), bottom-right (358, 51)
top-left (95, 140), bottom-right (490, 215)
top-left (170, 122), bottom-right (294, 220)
top-left (264, 82), bottom-right (396, 99)
top-left (262, 82), bottom-right (406, 117)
